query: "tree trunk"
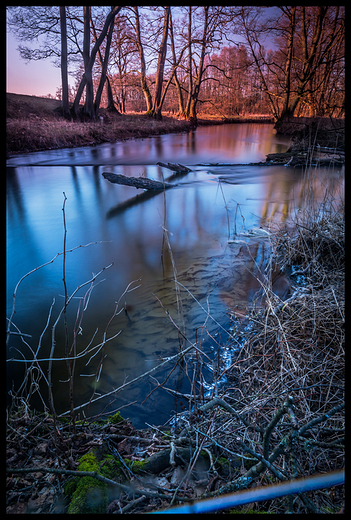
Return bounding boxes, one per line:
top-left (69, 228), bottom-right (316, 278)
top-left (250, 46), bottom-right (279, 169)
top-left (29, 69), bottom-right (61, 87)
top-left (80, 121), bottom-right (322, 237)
top-left (91, 15), bottom-right (119, 115)
top-left (279, 6), bottom-right (327, 121)
top-left (71, 6), bottom-right (122, 118)
top-left (169, 11), bottom-right (184, 116)
top-left (106, 76), bottom-right (118, 112)
top-left (185, 6), bottom-right (209, 124)
top-left (134, 6), bottom-right (152, 113)
top-left (59, 6), bottom-right (70, 117)
top-left (102, 171), bottom-right (174, 190)
top-left (94, 16), bottom-right (115, 116)
top-left (280, 7), bottom-right (296, 121)
top-left (184, 7), bottom-right (193, 117)
top-left (83, 6), bottom-right (94, 119)
top-left (150, 6), bottom-right (170, 120)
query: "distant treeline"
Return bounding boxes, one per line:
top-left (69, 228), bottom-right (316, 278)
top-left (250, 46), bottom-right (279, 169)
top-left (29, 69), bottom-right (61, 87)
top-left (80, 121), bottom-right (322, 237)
top-left (7, 6), bottom-right (344, 122)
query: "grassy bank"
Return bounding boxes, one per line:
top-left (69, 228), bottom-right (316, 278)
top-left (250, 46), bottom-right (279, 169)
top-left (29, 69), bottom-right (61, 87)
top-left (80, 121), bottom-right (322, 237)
top-left (6, 93), bottom-right (193, 155)
top-left (6, 114), bottom-right (195, 154)
top-left (6, 93), bottom-right (274, 155)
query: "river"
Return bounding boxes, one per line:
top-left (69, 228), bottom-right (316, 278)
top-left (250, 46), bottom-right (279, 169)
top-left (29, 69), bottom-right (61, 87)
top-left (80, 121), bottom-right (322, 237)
top-left (6, 123), bottom-right (343, 428)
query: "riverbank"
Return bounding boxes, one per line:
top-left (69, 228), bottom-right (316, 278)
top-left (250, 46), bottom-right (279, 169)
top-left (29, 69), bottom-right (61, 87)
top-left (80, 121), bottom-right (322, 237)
top-left (269, 116), bottom-right (345, 167)
top-left (6, 93), bottom-right (273, 155)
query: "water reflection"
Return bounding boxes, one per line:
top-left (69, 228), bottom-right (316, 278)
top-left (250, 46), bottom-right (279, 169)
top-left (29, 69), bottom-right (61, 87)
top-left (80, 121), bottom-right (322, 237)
top-left (6, 124), bottom-right (344, 427)
top-left (6, 123), bottom-right (289, 167)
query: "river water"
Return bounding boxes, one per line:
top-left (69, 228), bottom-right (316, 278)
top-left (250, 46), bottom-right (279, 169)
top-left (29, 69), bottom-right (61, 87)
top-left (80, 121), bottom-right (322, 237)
top-left (6, 123), bottom-right (343, 428)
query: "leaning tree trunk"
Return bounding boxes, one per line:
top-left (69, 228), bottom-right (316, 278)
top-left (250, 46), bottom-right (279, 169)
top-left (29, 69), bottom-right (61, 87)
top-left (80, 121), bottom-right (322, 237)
top-left (91, 15), bottom-right (119, 115)
top-left (71, 6), bottom-right (122, 118)
top-left (150, 6), bottom-right (170, 120)
top-left (59, 6), bottom-right (70, 117)
top-left (94, 15), bottom-right (115, 116)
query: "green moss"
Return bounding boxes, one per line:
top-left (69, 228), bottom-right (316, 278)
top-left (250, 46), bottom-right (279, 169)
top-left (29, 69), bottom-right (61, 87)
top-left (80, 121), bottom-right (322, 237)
top-left (66, 451), bottom-right (122, 514)
top-left (64, 478), bottom-right (77, 497)
top-left (68, 475), bottom-right (107, 514)
top-left (131, 459), bottom-right (148, 474)
top-left (77, 452), bottom-right (99, 472)
top-left (99, 454), bottom-right (123, 480)
top-left (107, 411), bottom-right (125, 424)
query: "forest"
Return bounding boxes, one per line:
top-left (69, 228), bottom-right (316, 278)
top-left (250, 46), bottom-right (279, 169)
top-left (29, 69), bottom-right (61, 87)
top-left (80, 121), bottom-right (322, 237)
top-left (7, 6), bottom-right (345, 123)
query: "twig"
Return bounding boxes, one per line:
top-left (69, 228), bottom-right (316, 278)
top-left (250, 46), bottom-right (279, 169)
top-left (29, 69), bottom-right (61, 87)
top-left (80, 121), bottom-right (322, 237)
top-left (5, 466), bottom-right (191, 502)
top-left (199, 397), bottom-right (263, 434)
top-left (6, 240), bottom-right (111, 346)
top-left (58, 337), bottom-right (198, 417)
top-left (298, 402), bottom-right (345, 437)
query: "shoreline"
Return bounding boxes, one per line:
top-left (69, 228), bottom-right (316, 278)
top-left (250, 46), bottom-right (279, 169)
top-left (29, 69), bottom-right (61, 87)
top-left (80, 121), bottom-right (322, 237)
top-left (6, 92), bottom-right (275, 156)
top-left (6, 114), bottom-right (275, 157)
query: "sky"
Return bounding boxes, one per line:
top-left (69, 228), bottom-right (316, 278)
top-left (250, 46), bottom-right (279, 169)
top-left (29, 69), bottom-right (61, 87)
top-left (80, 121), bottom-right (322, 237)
top-left (6, 29), bottom-right (63, 97)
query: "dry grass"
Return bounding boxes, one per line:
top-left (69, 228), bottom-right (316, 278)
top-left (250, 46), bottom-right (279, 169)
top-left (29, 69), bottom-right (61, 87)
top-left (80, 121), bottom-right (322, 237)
top-left (6, 92), bottom-right (195, 154)
top-left (6, 114), bottom-right (194, 154)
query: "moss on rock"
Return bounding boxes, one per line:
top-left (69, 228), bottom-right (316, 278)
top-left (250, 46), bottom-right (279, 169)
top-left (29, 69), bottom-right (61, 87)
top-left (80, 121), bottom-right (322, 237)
top-left (66, 451), bottom-right (122, 514)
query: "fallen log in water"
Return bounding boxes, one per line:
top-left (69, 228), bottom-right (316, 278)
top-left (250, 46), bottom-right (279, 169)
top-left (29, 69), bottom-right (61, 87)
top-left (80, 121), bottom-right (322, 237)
top-left (102, 171), bottom-right (174, 190)
top-left (156, 161), bottom-right (191, 173)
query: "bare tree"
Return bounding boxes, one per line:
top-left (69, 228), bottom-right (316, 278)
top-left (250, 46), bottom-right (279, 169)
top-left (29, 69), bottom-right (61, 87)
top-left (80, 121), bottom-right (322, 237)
top-left (71, 6), bottom-right (122, 119)
top-left (93, 14), bottom-right (116, 116)
top-left (169, 11), bottom-right (185, 116)
top-left (149, 6), bottom-right (170, 120)
top-left (284, 6), bottom-right (344, 118)
top-left (279, 6), bottom-right (296, 120)
top-left (59, 6), bottom-right (70, 117)
top-left (91, 14), bottom-right (119, 113)
top-left (239, 7), bottom-right (280, 120)
top-left (239, 6), bottom-right (345, 121)
top-left (132, 6), bottom-right (153, 113)
top-left (184, 6), bottom-right (209, 123)
top-left (181, 7), bottom-right (232, 123)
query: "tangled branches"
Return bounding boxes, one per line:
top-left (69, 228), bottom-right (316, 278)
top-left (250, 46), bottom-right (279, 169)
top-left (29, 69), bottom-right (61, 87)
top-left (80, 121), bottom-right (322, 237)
top-left (157, 187), bottom-right (345, 513)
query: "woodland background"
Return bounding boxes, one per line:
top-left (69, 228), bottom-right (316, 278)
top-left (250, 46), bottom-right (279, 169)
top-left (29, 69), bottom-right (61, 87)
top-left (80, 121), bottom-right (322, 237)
top-left (7, 6), bottom-right (345, 122)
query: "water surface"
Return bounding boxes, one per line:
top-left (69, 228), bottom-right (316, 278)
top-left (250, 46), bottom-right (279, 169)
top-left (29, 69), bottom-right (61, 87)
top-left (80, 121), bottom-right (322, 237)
top-left (7, 124), bottom-right (343, 427)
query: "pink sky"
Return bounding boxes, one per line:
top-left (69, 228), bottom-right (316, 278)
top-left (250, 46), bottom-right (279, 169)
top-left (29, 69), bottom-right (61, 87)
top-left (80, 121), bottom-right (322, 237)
top-left (6, 30), bottom-right (62, 97)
